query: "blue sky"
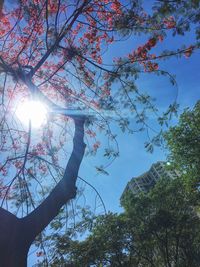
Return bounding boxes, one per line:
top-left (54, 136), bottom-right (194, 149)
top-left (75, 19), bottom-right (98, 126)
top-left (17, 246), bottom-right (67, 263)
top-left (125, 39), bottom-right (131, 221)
top-left (78, 37), bottom-right (200, 214)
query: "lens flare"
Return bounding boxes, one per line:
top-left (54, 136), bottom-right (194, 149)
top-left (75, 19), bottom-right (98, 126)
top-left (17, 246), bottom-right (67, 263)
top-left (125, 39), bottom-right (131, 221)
top-left (15, 100), bottom-right (47, 128)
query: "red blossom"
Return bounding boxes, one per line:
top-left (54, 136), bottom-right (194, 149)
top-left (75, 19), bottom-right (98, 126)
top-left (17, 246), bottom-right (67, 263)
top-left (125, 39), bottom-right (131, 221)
top-left (111, 0), bottom-right (122, 15)
top-left (163, 16), bottom-right (176, 29)
top-left (0, 166), bottom-right (7, 176)
top-left (93, 141), bottom-right (100, 151)
top-left (147, 38), bottom-right (157, 49)
top-left (184, 45), bottom-right (194, 58)
top-left (14, 160), bottom-right (23, 169)
top-left (143, 61), bottom-right (159, 72)
top-left (86, 130), bottom-right (96, 138)
top-left (158, 35), bottom-right (164, 42)
top-left (32, 143), bottom-right (46, 156)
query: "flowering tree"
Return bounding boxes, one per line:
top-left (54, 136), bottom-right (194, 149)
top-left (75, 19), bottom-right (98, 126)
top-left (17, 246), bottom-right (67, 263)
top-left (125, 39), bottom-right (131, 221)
top-left (0, 0), bottom-right (199, 266)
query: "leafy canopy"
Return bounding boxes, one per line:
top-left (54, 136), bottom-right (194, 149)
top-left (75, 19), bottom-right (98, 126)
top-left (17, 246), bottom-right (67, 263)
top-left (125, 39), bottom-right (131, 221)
top-left (46, 177), bottom-right (200, 267)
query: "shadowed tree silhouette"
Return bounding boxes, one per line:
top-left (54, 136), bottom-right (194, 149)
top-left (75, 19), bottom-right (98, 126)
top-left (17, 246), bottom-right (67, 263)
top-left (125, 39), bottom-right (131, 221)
top-left (0, 117), bottom-right (85, 266)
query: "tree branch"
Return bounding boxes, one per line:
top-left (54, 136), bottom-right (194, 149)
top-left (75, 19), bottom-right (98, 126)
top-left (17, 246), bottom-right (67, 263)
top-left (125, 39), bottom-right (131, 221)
top-left (21, 117), bottom-right (86, 241)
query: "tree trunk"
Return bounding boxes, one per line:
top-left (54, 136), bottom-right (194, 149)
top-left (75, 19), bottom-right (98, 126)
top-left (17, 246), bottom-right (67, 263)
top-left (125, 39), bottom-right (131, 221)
top-left (0, 208), bottom-right (30, 267)
top-left (0, 117), bottom-right (86, 266)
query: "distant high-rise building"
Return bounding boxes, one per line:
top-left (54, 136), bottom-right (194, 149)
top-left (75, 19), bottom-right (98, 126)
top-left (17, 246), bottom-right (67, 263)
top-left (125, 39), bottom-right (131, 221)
top-left (121, 161), bottom-right (179, 200)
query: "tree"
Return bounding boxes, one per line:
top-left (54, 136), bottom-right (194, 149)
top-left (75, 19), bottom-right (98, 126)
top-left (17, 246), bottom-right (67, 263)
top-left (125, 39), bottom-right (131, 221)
top-left (37, 101), bottom-right (200, 266)
top-left (122, 177), bottom-right (200, 267)
top-left (51, 177), bottom-right (200, 267)
top-left (164, 101), bottom-right (200, 179)
top-left (45, 212), bottom-right (130, 267)
top-left (0, 0), bottom-right (199, 266)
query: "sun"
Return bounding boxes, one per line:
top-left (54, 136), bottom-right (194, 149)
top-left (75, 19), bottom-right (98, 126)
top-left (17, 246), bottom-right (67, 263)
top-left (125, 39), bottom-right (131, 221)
top-left (15, 100), bottom-right (48, 128)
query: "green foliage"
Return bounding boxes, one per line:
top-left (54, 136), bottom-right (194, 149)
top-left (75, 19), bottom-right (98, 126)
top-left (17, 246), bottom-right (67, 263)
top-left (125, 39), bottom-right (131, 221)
top-left (122, 177), bottom-right (200, 267)
top-left (164, 101), bottom-right (200, 179)
top-left (69, 213), bottom-right (129, 267)
top-left (44, 177), bottom-right (200, 267)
